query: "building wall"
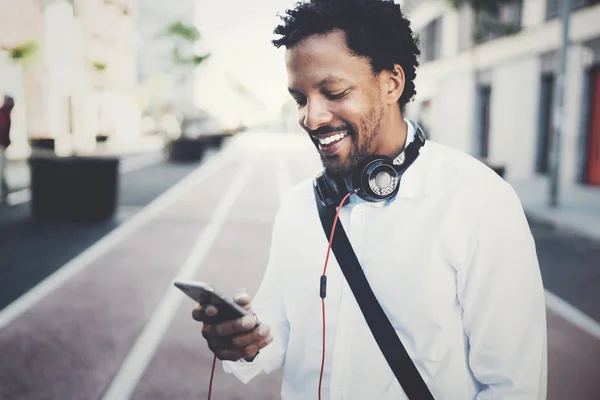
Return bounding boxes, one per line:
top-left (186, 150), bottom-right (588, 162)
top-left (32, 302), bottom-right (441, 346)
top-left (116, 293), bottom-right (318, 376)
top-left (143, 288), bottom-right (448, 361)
top-left (428, 71), bottom-right (476, 153)
top-left (44, 0), bottom-right (79, 154)
top-left (405, 0), bottom-right (600, 186)
top-left (0, 0), bottom-right (46, 158)
top-left (561, 44), bottom-right (588, 184)
top-left (488, 56), bottom-right (540, 180)
top-left (73, 0), bottom-right (141, 152)
top-left (137, 0), bottom-right (197, 113)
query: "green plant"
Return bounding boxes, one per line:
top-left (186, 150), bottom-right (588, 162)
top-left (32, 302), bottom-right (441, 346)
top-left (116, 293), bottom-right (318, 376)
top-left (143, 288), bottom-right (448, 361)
top-left (172, 48), bottom-right (210, 66)
top-left (164, 20), bottom-right (201, 42)
top-left (92, 61), bottom-right (108, 72)
top-left (8, 41), bottom-right (38, 63)
top-left (162, 20), bottom-right (210, 68)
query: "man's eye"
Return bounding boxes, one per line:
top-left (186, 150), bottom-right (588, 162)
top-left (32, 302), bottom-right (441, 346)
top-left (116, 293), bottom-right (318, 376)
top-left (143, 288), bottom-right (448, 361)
top-left (293, 97), bottom-right (306, 106)
top-left (325, 91), bottom-right (347, 100)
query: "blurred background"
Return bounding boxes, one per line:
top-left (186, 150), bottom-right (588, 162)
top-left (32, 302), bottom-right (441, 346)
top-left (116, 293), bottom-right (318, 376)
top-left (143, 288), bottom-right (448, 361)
top-left (0, 0), bottom-right (598, 399)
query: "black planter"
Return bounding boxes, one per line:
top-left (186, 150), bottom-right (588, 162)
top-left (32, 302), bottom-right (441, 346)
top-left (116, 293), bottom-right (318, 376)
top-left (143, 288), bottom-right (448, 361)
top-left (29, 155), bottom-right (120, 221)
top-left (29, 138), bottom-right (55, 151)
top-left (167, 137), bottom-right (206, 162)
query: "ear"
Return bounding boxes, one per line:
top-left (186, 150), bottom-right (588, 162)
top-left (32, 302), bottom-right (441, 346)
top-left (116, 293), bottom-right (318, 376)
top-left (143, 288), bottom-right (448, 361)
top-left (382, 64), bottom-right (405, 106)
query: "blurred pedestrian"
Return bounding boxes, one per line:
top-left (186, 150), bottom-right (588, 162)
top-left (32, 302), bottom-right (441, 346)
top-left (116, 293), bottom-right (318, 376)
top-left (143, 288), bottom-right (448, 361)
top-left (0, 95), bottom-right (15, 204)
top-left (191, 1), bottom-right (547, 399)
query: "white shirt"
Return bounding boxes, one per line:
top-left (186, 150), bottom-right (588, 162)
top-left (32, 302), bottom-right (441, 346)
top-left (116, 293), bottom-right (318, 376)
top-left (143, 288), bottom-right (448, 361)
top-left (392, 118), bottom-right (416, 165)
top-left (224, 138), bottom-right (548, 399)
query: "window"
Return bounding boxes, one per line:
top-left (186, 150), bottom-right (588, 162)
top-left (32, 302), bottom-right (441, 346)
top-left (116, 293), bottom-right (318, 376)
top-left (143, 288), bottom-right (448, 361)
top-left (419, 18), bottom-right (442, 62)
top-left (475, 85), bottom-right (492, 159)
top-left (536, 74), bottom-right (555, 174)
top-left (546, 0), bottom-right (600, 20)
top-left (474, 0), bottom-right (523, 44)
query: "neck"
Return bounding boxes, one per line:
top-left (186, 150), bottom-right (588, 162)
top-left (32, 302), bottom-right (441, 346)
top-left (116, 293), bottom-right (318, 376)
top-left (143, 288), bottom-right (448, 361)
top-left (372, 106), bottom-right (407, 159)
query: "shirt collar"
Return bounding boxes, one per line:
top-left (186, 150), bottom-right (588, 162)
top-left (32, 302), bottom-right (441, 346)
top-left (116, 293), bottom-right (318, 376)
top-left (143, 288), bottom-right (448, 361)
top-left (392, 118), bottom-right (416, 166)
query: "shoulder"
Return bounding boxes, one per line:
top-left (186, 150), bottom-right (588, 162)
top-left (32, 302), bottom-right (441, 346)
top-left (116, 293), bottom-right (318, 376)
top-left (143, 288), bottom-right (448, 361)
top-left (422, 141), bottom-right (518, 204)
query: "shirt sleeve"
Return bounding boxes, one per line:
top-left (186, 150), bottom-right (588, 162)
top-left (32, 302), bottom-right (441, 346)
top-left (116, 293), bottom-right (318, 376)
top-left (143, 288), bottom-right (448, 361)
top-left (222, 207), bottom-right (290, 383)
top-left (456, 184), bottom-right (547, 399)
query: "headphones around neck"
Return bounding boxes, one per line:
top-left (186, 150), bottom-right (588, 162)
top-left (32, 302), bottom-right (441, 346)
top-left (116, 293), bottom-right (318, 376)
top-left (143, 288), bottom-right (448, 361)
top-left (314, 121), bottom-right (426, 207)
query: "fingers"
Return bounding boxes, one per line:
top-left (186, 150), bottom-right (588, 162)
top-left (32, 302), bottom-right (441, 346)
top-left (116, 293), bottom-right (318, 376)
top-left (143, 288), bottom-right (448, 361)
top-left (191, 288), bottom-right (268, 362)
top-left (192, 288), bottom-right (253, 322)
top-left (202, 314), bottom-right (257, 336)
top-left (212, 331), bottom-right (274, 361)
top-left (202, 323), bottom-right (273, 362)
top-left (233, 290), bottom-right (253, 311)
top-left (231, 324), bottom-right (271, 348)
top-left (192, 304), bottom-right (218, 322)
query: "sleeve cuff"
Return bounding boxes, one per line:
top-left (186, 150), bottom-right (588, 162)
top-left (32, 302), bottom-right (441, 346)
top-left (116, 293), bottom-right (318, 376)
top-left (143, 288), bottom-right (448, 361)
top-left (222, 353), bottom-right (264, 384)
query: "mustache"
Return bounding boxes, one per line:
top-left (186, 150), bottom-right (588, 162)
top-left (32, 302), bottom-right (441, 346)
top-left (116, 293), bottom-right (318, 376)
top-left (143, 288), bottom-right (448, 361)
top-left (309, 124), bottom-right (353, 137)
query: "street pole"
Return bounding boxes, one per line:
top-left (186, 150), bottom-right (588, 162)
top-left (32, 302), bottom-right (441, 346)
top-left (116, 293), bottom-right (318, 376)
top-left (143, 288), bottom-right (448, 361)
top-left (549, 0), bottom-right (572, 208)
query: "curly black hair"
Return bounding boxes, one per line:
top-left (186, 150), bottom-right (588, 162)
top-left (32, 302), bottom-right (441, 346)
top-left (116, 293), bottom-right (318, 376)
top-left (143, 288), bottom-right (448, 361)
top-left (273, 0), bottom-right (421, 110)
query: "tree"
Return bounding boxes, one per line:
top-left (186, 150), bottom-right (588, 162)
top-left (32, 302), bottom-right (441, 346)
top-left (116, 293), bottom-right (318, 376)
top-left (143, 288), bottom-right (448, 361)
top-left (162, 20), bottom-right (210, 67)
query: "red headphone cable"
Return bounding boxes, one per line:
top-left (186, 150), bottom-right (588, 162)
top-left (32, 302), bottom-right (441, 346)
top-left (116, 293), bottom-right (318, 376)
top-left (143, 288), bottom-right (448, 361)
top-left (207, 312), bottom-right (260, 400)
top-left (318, 191), bottom-right (354, 400)
top-left (208, 354), bottom-right (216, 400)
top-left (207, 190), bottom-right (352, 400)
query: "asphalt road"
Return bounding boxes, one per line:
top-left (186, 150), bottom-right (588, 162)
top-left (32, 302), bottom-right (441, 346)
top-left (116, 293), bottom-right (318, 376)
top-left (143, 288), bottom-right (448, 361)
top-left (529, 220), bottom-right (600, 323)
top-left (0, 151), bottom-right (215, 310)
top-left (0, 132), bottom-right (598, 399)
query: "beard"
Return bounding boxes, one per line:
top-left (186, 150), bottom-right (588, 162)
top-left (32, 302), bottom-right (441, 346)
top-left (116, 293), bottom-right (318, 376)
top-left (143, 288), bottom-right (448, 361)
top-left (321, 103), bottom-right (385, 178)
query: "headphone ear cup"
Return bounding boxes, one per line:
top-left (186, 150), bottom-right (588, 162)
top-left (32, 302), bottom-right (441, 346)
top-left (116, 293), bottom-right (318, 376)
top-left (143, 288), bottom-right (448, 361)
top-left (315, 169), bottom-right (349, 207)
top-left (352, 156), bottom-right (399, 202)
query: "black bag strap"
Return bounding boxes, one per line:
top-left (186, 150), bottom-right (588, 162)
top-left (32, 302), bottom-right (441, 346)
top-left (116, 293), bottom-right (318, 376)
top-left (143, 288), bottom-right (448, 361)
top-left (313, 187), bottom-right (434, 399)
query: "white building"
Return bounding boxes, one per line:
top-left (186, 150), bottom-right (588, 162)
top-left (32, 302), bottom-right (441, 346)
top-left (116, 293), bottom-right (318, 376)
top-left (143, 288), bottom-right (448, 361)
top-left (73, 0), bottom-right (141, 153)
top-left (402, 0), bottom-right (600, 188)
top-left (0, 0), bottom-right (141, 158)
top-left (137, 0), bottom-right (197, 114)
top-left (0, 0), bottom-right (48, 158)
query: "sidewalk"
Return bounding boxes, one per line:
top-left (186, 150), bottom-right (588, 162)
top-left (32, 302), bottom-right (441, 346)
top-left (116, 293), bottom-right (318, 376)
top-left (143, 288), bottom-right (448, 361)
top-left (4, 159), bottom-right (29, 192)
top-left (510, 176), bottom-right (600, 241)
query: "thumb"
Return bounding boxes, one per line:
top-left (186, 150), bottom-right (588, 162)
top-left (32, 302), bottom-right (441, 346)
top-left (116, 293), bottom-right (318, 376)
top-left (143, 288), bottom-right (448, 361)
top-left (233, 289), bottom-right (253, 311)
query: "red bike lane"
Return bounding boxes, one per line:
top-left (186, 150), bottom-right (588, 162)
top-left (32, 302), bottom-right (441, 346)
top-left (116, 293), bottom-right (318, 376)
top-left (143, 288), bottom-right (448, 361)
top-left (0, 149), bottom-right (242, 400)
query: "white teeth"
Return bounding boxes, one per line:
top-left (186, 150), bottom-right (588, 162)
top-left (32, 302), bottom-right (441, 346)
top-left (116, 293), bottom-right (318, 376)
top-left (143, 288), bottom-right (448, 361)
top-left (318, 131), bottom-right (348, 146)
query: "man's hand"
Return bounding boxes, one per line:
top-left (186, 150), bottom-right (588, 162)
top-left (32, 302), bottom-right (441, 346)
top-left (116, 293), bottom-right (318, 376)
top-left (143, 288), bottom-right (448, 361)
top-left (192, 291), bottom-right (273, 362)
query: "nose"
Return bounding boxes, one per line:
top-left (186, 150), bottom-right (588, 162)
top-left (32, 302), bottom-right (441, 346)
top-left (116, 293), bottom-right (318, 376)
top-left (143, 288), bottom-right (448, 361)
top-left (299, 99), bottom-right (332, 132)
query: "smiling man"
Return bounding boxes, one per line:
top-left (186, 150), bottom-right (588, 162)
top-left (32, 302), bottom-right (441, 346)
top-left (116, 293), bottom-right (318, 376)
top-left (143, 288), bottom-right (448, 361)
top-left (192, 1), bottom-right (547, 399)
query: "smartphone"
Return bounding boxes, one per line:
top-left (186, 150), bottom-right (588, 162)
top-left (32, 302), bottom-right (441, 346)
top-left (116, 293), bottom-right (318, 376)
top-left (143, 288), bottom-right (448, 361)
top-left (174, 280), bottom-right (250, 324)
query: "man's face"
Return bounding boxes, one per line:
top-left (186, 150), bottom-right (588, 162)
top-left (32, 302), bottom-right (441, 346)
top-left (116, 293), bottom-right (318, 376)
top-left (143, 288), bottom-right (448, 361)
top-left (285, 30), bottom-right (387, 177)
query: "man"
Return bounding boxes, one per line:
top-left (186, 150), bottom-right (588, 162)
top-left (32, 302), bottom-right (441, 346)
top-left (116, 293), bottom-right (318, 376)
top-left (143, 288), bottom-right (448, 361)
top-left (192, 0), bottom-right (547, 398)
top-left (0, 95), bottom-right (14, 204)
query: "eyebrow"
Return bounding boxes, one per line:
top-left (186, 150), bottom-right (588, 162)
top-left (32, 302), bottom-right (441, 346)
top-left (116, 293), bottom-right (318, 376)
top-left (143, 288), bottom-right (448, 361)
top-left (314, 77), bottom-right (347, 87)
top-left (288, 76), bottom-right (349, 94)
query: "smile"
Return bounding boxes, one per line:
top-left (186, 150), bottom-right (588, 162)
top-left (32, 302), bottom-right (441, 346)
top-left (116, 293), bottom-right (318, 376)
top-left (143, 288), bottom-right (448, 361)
top-left (313, 131), bottom-right (349, 146)
top-left (313, 130), bottom-right (350, 156)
